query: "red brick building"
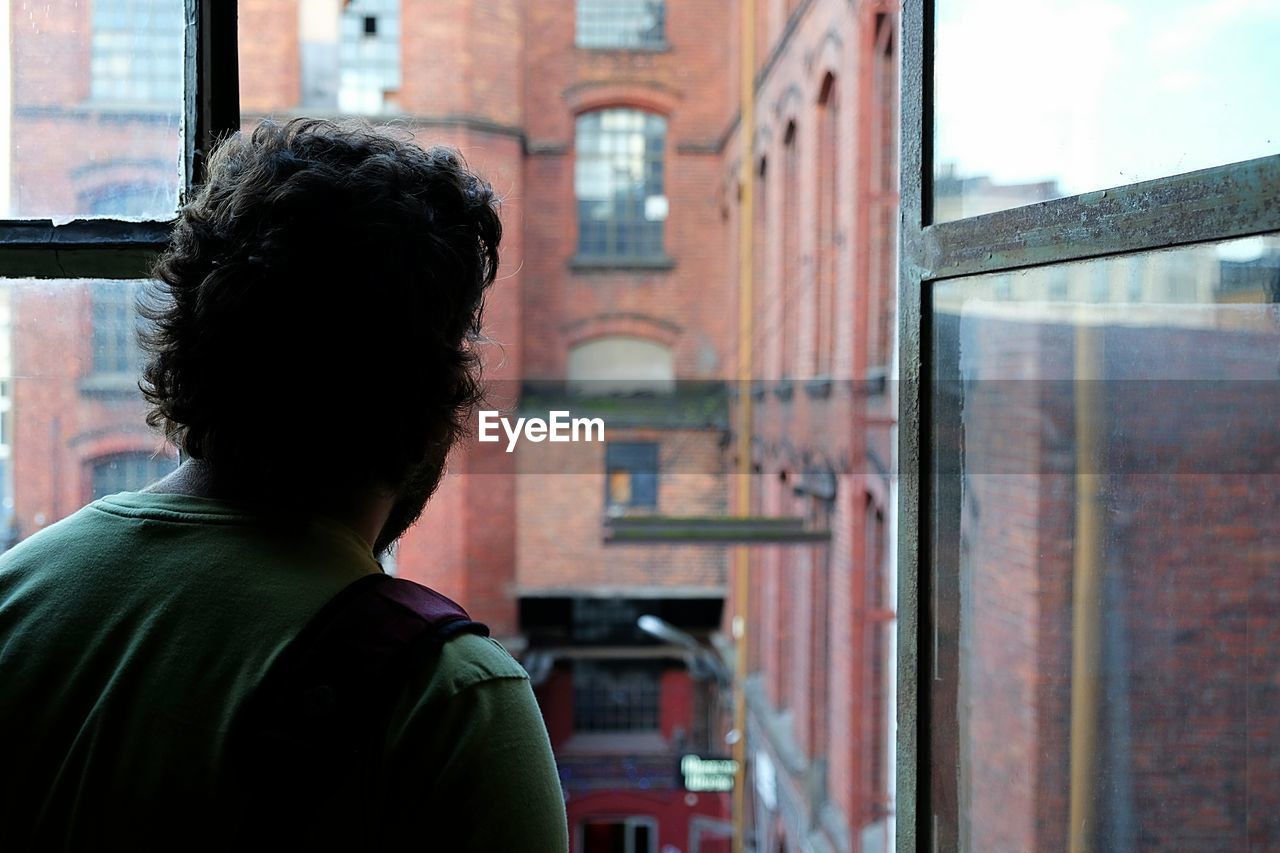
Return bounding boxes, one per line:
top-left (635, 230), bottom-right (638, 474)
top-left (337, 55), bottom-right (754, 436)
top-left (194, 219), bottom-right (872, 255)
top-left (720, 1), bottom-right (900, 850)
top-left (934, 285), bottom-right (1280, 851)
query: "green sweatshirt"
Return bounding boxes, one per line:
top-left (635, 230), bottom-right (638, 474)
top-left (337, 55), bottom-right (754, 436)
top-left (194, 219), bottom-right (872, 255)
top-left (0, 492), bottom-right (568, 851)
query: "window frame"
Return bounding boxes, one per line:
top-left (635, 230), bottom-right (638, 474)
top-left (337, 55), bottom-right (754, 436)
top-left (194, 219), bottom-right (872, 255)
top-left (604, 441), bottom-right (660, 511)
top-left (572, 108), bottom-right (672, 269)
top-left (895, 1), bottom-right (1280, 850)
top-left (0, 0), bottom-right (240, 281)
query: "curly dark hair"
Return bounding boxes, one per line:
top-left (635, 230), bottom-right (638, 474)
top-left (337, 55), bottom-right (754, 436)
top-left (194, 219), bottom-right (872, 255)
top-left (140, 118), bottom-right (501, 499)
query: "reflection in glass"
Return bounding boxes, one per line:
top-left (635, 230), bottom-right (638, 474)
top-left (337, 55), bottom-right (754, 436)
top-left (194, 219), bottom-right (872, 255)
top-left (0, 280), bottom-right (175, 551)
top-left (8, 0), bottom-right (184, 220)
top-left (934, 0), bottom-right (1280, 221)
top-left (931, 236), bottom-right (1280, 850)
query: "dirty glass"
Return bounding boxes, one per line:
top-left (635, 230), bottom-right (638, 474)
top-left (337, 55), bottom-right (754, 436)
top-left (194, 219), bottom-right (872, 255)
top-left (7, 0), bottom-right (185, 221)
top-left (931, 234), bottom-right (1280, 850)
top-left (0, 279), bottom-right (176, 547)
top-left (933, 0), bottom-right (1280, 221)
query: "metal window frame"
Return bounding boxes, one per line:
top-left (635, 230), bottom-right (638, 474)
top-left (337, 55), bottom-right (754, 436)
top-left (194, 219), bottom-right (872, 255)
top-left (895, 0), bottom-right (1280, 849)
top-left (574, 109), bottom-right (668, 263)
top-left (0, 0), bottom-right (239, 281)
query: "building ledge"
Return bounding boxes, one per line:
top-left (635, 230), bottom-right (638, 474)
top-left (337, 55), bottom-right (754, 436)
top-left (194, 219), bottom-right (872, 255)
top-left (576, 41), bottom-right (673, 54)
top-left (569, 254), bottom-right (676, 272)
top-left (78, 374), bottom-right (141, 397)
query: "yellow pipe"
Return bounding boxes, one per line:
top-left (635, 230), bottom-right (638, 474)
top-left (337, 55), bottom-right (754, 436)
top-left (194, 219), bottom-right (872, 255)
top-left (731, 0), bottom-right (755, 849)
top-left (1068, 321), bottom-right (1103, 853)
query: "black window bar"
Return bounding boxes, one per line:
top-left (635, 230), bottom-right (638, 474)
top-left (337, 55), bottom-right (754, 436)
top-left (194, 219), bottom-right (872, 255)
top-left (0, 0), bottom-right (239, 281)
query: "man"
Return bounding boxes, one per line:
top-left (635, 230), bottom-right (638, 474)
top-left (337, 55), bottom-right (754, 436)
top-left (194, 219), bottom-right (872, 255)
top-left (0, 119), bottom-right (569, 850)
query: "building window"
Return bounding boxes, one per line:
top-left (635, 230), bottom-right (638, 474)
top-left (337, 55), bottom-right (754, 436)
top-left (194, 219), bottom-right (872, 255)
top-left (814, 74), bottom-right (838, 376)
top-left (567, 337), bottom-right (675, 395)
top-left (575, 0), bottom-right (666, 49)
top-left (781, 121), bottom-right (799, 378)
top-left (337, 0), bottom-right (400, 113)
top-left (299, 0), bottom-right (400, 113)
top-left (573, 660), bottom-right (661, 732)
top-left (91, 452), bottom-right (178, 499)
top-left (575, 110), bottom-right (667, 262)
top-left (90, 0), bottom-right (185, 106)
top-left (90, 281), bottom-right (144, 378)
top-left (605, 442), bottom-right (658, 509)
top-left (581, 817), bottom-right (658, 853)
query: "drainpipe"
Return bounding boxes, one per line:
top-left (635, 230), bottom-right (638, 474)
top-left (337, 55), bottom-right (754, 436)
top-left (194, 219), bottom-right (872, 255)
top-left (732, 0), bottom-right (756, 850)
top-left (1068, 322), bottom-right (1104, 852)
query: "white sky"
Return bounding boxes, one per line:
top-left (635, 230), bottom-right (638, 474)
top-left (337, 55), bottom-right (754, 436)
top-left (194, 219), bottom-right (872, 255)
top-left (935, 0), bottom-right (1280, 195)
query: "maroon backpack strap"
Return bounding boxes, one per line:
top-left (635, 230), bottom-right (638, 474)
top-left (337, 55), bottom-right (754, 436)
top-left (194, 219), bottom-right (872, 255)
top-left (229, 573), bottom-right (489, 850)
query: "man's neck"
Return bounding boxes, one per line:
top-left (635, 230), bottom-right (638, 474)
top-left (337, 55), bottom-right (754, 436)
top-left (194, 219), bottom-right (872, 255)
top-left (146, 459), bottom-right (392, 553)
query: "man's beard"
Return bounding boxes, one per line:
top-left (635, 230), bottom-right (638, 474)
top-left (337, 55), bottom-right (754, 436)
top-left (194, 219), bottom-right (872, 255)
top-left (373, 446), bottom-right (449, 557)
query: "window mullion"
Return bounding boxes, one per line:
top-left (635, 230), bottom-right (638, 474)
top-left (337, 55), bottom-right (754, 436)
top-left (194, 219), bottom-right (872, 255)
top-left (192, 0), bottom-right (241, 189)
top-left (895, 0), bottom-right (928, 850)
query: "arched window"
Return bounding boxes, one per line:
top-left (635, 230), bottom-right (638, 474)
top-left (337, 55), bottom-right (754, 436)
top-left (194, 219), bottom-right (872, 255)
top-left (567, 336), bottom-right (675, 394)
top-left (815, 74), bottom-right (839, 375)
top-left (91, 452), bottom-right (177, 499)
top-left (781, 121), bottom-right (799, 378)
top-left (575, 110), bottom-right (667, 262)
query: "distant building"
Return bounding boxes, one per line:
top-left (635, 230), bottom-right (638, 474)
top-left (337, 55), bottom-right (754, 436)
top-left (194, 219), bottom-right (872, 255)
top-left (726, 1), bottom-right (900, 850)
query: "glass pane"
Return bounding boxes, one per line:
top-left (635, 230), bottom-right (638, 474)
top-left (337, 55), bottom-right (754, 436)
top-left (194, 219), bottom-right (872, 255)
top-left (0, 280), bottom-right (176, 549)
top-left (931, 234), bottom-right (1280, 849)
top-left (8, 0), bottom-right (185, 220)
top-left (933, 0), bottom-right (1280, 221)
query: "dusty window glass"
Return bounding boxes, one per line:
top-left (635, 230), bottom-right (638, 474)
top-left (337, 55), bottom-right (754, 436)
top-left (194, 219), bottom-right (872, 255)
top-left (931, 234), bottom-right (1280, 850)
top-left (8, 0), bottom-right (185, 220)
top-left (576, 0), bottom-right (666, 49)
top-left (933, 0), bottom-right (1280, 221)
top-left (575, 110), bottom-right (667, 261)
top-left (0, 280), bottom-right (175, 550)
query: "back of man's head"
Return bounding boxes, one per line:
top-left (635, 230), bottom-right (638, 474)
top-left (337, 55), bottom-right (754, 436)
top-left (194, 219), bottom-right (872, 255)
top-left (141, 118), bottom-right (501, 517)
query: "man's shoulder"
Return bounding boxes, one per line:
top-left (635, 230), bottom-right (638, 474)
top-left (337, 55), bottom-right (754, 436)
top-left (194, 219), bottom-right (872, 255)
top-left (432, 632), bottom-right (529, 696)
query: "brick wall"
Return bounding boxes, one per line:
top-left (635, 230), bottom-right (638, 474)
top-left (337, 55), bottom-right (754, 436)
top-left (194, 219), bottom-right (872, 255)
top-left (955, 311), bottom-right (1280, 850)
top-left (731, 0), bottom-right (900, 846)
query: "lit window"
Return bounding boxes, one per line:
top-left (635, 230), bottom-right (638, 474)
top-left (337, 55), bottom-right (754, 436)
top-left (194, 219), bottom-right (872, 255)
top-left (575, 110), bottom-right (667, 262)
top-left (576, 0), bottom-right (666, 49)
top-left (573, 660), bottom-right (661, 732)
top-left (91, 452), bottom-right (178, 499)
top-left (90, 0), bottom-right (185, 106)
top-left (605, 442), bottom-right (658, 509)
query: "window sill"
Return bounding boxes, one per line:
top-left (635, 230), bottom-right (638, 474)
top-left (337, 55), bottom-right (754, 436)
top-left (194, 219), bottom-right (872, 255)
top-left (79, 374), bottom-right (141, 397)
top-left (570, 255), bottom-right (676, 272)
top-left (575, 41), bottom-right (673, 54)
